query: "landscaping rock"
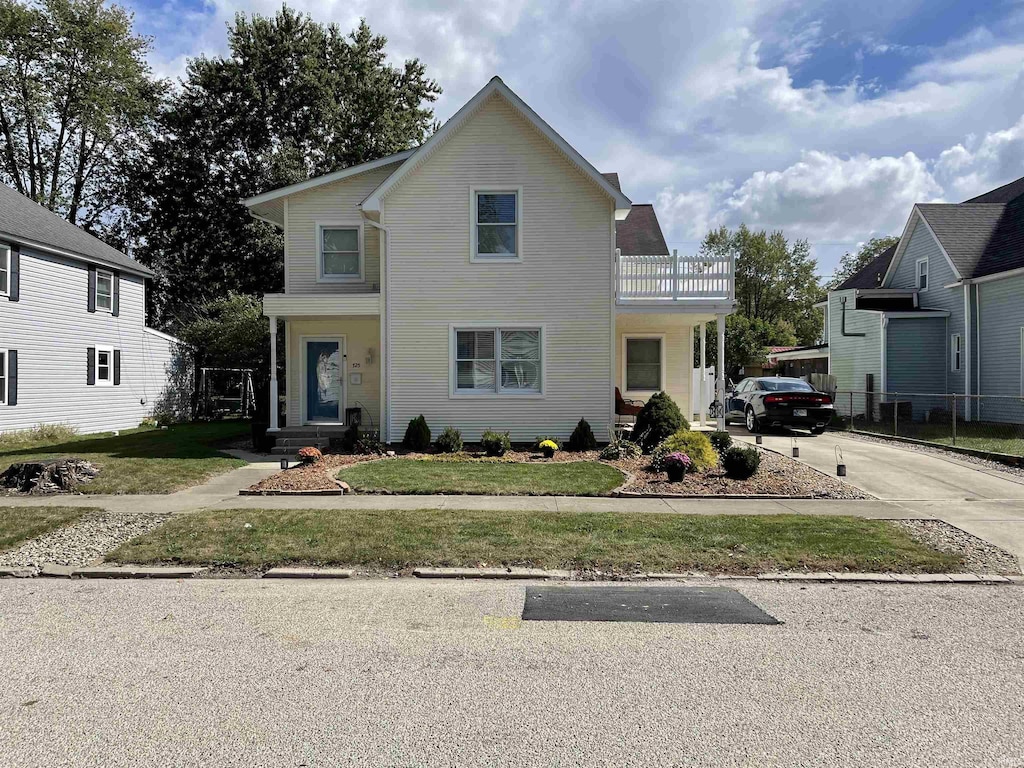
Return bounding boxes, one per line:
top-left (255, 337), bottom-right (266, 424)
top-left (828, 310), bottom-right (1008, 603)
top-left (0, 512), bottom-right (171, 568)
top-left (0, 458), bottom-right (99, 493)
top-left (893, 520), bottom-right (1021, 575)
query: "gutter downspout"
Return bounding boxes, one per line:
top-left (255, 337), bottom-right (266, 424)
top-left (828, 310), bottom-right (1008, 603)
top-left (840, 296), bottom-right (866, 337)
top-left (364, 217), bottom-right (391, 443)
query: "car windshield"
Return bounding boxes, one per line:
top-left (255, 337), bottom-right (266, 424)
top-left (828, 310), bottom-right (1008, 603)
top-left (759, 379), bottom-right (814, 392)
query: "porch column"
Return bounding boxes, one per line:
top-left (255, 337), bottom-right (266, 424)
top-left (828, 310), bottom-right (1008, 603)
top-left (716, 313), bottom-right (726, 431)
top-left (699, 322), bottom-right (707, 428)
top-left (268, 315), bottom-right (279, 432)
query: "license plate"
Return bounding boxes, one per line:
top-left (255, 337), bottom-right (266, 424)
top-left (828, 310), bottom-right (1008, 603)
top-left (793, 408), bottom-right (807, 417)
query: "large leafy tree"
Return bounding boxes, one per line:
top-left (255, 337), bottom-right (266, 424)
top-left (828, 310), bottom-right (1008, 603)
top-left (0, 0), bottom-right (163, 235)
top-left (130, 9), bottom-right (441, 327)
top-left (826, 235), bottom-right (900, 290)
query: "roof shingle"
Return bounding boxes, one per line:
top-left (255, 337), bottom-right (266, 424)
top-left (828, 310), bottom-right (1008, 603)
top-left (616, 204), bottom-right (669, 256)
top-left (836, 244), bottom-right (897, 290)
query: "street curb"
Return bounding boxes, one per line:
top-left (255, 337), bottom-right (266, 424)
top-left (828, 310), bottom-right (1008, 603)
top-left (262, 567), bottom-right (353, 579)
top-left (0, 566), bottom-right (35, 578)
top-left (239, 489), bottom-right (345, 496)
top-left (612, 491), bottom-right (818, 500)
top-left (70, 566), bottom-right (208, 579)
top-left (413, 567), bottom-right (572, 580)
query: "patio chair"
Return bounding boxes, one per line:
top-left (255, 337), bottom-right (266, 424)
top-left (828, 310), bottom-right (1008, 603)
top-left (615, 387), bottom-right (643, 432)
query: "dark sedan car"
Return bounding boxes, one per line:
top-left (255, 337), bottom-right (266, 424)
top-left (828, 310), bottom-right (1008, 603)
top-left (725, 377), bottom-right (834, 434)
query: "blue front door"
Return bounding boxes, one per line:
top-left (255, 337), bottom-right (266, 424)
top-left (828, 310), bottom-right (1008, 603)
top-left (305, 340), bottom-right (342, 423)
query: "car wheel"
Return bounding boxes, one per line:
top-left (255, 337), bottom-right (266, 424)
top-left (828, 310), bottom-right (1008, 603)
top-left (745, 407), bottom-right (760, 434)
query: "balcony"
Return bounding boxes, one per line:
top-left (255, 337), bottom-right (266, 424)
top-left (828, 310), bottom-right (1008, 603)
top-left (616, 250), bottom-right (735, 310)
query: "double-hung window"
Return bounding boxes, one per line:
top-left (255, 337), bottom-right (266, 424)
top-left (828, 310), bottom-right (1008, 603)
top-left (318, 225), bottom-right (362, 281)
top-left (0, 349), bottom-right (7, 404)
top-left (96, 346), bottom-right (114, 386)
top-left (454, 327), bottom-right (541, 395)
top-left (916, 258), bottom-right (929, 291)
top-left (624, 336), bottom-right (664, 392)
top-left (95, 269), bottom-right (114, 312)
top-left (951, 334), bottom-right (962, 373)
top-left (472, 189), bottom-right (520, 261)
top-left (0, 245), bottom-right (9, 296)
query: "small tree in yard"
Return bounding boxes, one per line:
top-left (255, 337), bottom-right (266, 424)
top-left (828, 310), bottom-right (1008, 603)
top-left (567, 419), bottom-right (598, 452)
top-left (404, 415), bottom-right (431, 451)
top-left (634, 392), bottom-right (687, 452)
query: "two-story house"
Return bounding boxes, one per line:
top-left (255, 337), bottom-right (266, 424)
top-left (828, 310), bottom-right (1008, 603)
top-left (244, 77), bottom-right (735, 448)
top-left (0, 183), bottom-right (186, 434)
top-left (823, 175), bottom-right (1024, 424)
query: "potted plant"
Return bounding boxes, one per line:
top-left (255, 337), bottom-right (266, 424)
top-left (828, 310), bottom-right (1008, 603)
top-left (539, 439), bottom-right (558, 459)
top-left (662, 452), bottom-right (691, 482)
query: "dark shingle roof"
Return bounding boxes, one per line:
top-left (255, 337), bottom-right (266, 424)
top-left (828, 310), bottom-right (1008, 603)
top-left (601, 172), bottom-right (621, 193)
top-left (836, 244), bottom-right (897, 290)
top-left (616, 204), bottom-right (669, 256)
top-left (0, 183), bottom-right (152, 276)
top-left (963, 176), bottom-right (1024, 204)
top-left (915, 203), bottom-right (1006, 278)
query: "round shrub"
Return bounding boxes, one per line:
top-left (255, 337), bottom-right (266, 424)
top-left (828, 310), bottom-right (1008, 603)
top-left (296, 446), bottom-right (322, 464)
top-left (435, 426), bottom-right (463, 454)
top-left (722, 445), bottom-right (761, 479)
top-left (709, 430), bottom-right (733, 454)
top-left (567, 419), bottom-right (597, 452)
top-left (634, 392), bottom-right (688, 452)
top-left (651, 429), bottom-right (717, 472)
top-left (481, 429), bottom-right (512, 457)
top-left (403, 415), bottom-right (431, 451)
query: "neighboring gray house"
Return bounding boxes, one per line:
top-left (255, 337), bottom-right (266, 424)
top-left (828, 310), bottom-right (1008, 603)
top-left (0, 183), bottom-right (187, 435)
top-left (823, 176), bottom-right (1024, 423)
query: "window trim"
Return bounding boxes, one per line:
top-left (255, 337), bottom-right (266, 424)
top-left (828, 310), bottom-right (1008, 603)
top-left (469, 187), bottom-right (523, 263)
top-left (316, 222), bottom-right (364, 283)
top-left (0, 348), bottom-right (7, 404)
top-left (915, 257), bottom-right (929, 292)
top-left (951, 333), bottom-right (962, 373)
top-left (1020, 328), bottom-right (1024, 398)
top-left (95, 345), bottom-right (114, 386)
top-left (95, 268), bottom-right (114, 313)
top-left (621, 334), bottom-right (666, 396)
top-left (449, 324), bottom-right (545, 398)
top-left (0, 244), bottom-right (9, 297)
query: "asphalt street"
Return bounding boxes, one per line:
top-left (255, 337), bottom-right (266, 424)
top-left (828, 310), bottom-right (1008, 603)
top-left (2, 579), bottom-right (1022, 767)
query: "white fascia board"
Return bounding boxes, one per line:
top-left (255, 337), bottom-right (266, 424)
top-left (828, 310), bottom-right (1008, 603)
top-left (360, 76), bottom-right (633, 217)
top-left (242, 151), bottom-right (415, 208)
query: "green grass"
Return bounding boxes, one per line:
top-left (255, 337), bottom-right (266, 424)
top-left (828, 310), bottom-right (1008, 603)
top-left (0, 506), bottom-right (95, 551)
top-left (852, 420), bottom-right (1024, 457)
top-left (337, 459), bottom-right (625, 496)
top-left (108, 509), bottom-right (963, 574)
top-left (0, 422), bottom-right (250, 494)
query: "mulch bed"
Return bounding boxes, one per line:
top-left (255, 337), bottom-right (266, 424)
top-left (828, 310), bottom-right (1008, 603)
top-left (247, 444), bottom-right (867, 499)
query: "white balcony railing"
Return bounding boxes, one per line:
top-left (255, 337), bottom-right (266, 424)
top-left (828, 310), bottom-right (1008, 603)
top-left (616, 250), bottom-right (735, 303)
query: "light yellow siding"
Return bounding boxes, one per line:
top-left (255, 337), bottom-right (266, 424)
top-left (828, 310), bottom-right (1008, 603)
top-left (616, 314), bottom-right (693, 417)
top-left (284, 163), bottom-right (400, 294)
top-left (383, 93), bottom-right (615, 442)
top-left (285, 317), bottom-right (381, 428)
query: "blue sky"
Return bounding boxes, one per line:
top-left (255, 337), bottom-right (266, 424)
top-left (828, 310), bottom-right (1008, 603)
top-left (125, 0), bottom-right (1024, 278)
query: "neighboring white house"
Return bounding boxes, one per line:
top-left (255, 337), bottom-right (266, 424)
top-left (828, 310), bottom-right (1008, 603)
top-left (245, 76), bottom-right (735, 448)
top-left (0, 182), bottom-right (189, 435)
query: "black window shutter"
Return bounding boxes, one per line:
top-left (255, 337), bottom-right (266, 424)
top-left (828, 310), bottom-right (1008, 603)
top-left (8, 246), bottom-right (19, 302)
top-left (87, 347), bottom-right (96, 385)
top-left (7, 350), bottom-right (16, 405)
top-left (113, 349), bottom-right (121, 385)
top-left (112, 271), bottom-right (120, 316)
top-left (87, 266), bottom-right (96, 313)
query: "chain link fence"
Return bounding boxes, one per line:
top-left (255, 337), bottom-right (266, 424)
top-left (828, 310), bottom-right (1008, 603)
top-left (833, 390), bottom-right (1024, 459)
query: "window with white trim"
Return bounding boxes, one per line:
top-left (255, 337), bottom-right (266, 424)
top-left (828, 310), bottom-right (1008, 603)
top-left (95, 269), bottom-right (113, 312)
top-left (472, 190), bottom-right (518, 261)
top-left (951, 333), bottom-right (962, 372)
top-left (96, 346), bottom-right (114, 386)
top-left (0, 349), bottom-right (7, 404)
top-left (0, 245), bottom-right (9, 296)
top-left (915, 257), bottom-right (928, 291)
top-left (318, 225), bottom-right (362, 281)
top-left (624, 336), bottom-right (664, 392)
top-left (454, 327), bottom-right (541, 394)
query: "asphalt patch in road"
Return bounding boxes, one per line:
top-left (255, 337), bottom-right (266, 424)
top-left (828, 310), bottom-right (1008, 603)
top-left (522, 585), bottom-right (781, 625)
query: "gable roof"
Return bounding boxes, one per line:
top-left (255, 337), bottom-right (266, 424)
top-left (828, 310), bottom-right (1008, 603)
top-left (0, 183), bottom-right (153, 276)
top-left (914, 203), bottom-right (1007, 278)
top-left (361, 76), bottom-right (632, 219)
top-left (963, 175), bottom-right (1024, 204)
top-left (836, 244), bottom-right (897, 290)
top-left (616, 204), bottom-right (669, 255)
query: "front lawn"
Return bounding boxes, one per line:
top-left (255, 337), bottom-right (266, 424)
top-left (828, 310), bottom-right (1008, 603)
top-left (337, 458), bottom-right (625, 496)
top-left (851, 420), bottom-right (1024, 457)
top-left (109, 509), bottom-right (963, 574)
top-left (0, 506), bottom-right (94, 551)
top-left (0, 422), bottom-right (249, 494)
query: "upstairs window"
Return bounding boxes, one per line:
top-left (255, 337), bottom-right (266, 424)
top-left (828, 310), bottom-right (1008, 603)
top-left (95, 269), bottom-right (114, 312)
top-left (318, 225), bottom-right (362, 282)
top-left (0, 245), bottom-right (8, 296)
top-left (951, 334), bottom-right (962, 372)
top-left (915, 257), bottom-right (928, 291)
top-left (454, 327), bottom-right (541, 395)
top-left (472, 190), bottom-right (519, 261)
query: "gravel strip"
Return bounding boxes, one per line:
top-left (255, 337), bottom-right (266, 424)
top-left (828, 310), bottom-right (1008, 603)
top-left (843, 431), bottom-right (1024, 480)
top-left (893, 519), bottom-right (1021, 574)
top-left (0, 511), bottom-right (171, 568)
